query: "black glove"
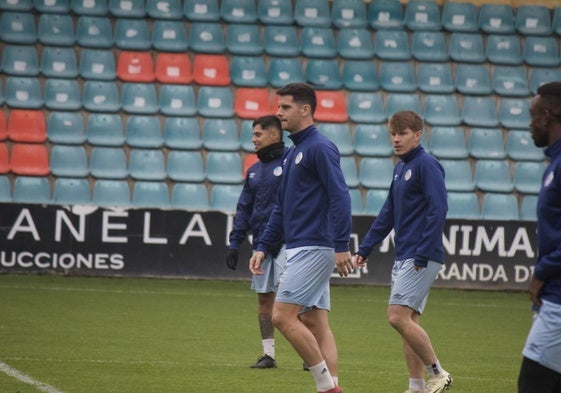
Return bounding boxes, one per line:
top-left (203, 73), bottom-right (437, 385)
top-left (226, 249), bottom-right (239, 270)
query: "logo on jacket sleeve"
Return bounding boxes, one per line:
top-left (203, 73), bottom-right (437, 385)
top-left (295, 152), bottom-right (303, 164)
top-left (274, 166), bottom-right (283, 176)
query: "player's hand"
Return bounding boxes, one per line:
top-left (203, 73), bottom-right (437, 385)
top-left (335, 251), bottom-right (353, 277)
top-left (529, 274), bottom-right (544, 307)
top-left (249, 251), bottom-right (265, 275)
top-left (354, 254), bottom-right (367, 269)
top-left (226, 249), bottom-right (239, 270)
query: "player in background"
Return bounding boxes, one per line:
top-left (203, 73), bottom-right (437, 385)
top-left (227, 115), bottom-right (288, 369)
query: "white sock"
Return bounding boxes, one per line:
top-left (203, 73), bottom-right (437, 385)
top-left (309, 361), bottom-right (335, 392)
top-left (262, 339), bottom-right (275, 359)
top-left (332, 376), bottom-right (339, 386)
top-left (426, 360), bottom-right (443, 377)
top-left (409, 377), bottom-right (425, 391)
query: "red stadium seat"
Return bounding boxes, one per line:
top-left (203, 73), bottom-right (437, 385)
top-left (234, 88), bottom-right (273, 119)
top-left (243, 153), bottom-right (259, 177)
top-left (117, 51), bottom-right (155, 82)
top-left (0, 110), bottom-right (7, 141)
top-left (192, 54), bottom-right (230, 86)
top-left (0, 143), bottom-right (9, 173)
top-left (314, 91), bottom-right (348, 122)
top-left (154, 53), bottom-right (193, 84)
top-left (10, 143), bottom-right (50, 176)
top-left (7, 109), bottom-right (47, 143)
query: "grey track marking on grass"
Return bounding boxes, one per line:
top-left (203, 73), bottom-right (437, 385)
top-left (0, 360), bottom-right (65, 393)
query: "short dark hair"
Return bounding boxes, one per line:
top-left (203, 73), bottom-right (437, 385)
top-left (388, 110), bottom-right (424, 133)
top-left (252, 115), bottom-right (282, 138)
top-left (537, 82), bottom-right (561, 119)
top-left (276, 83), bottom-right (317, 115)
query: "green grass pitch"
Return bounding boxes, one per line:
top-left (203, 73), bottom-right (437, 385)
top-left (0, 274), bottom-right (530, 393)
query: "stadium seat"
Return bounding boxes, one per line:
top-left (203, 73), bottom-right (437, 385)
top-left (440, 159), bottom-right (475, 192)
top-left (132, 181), bottom-right (170, 208)
top-left (151, 20), bottom-right (188, 52)
top-left (0, 175), bottom-right (11, 202)
top-left (189, 22), bottom-right (225, 54)
top-left (314, 90), bottom-right (348, 123)
top-left (481, 193), bottom-right (519, 221)
top-left (210, 184), bottom-right (243, 213)
top-left (76, 16), bottom-right (113, 48)
top-left (230, 56), bottom-right (267, 87)
top-left (71, 0), bottom-right (108, 16)
top-left (258, 0), bottom-right (293, 25)
top-left (294, 0), bottom-right (331, 27)
top-left (146, 0), bottom-right (182, 20)
top-left (263, 25), bottom-right (300, 57)
top-left (364, 189), bottom-right (388, 216)
top-left (529, 67), bottom-right (561, 95)
top-left (154, 53), bottom-right (193, 84)
top-left (349, 188), bottom-right (364, 215)
top-left (164, 117), bottom-right (201, 150)
top-left (53, 178), bottom-right (92, 205)
top-left (10, 143), bottom-right (50, 176)
top-left (468, 128), bottom-right (506, 160)
top-left (429, 127), bottom-right (468, 159)
top-left (226, 24), bottom-right (262, 55)
top-left (171, 182), bottom-right (209, 211)
top-left (197, 86), bottom-right (234, 118)
top-left (37, 13), bottom-right (74, 46)
top-left (520, 195), bottom-right (537, 221)
top-left (159, 85), bottom-right (197, 117)
top-left (305, 59), bottom-right (342, 90)
top-left (423, 94), bottom-right (465, 126)
top-left (499, 98), bottom-right (531, 130)
top-left (516, 5), bottom-right (552, 36)
top-left (332, 0), bottom-right (367, 28)
top-left (202, 118), bottom-right (240, 151)
top-left (506, 130), bottom-right (545, 162)
top-left (0, 112), bottom-right (7, 141)
top-left (318, 123), bottom-right (353, 156)
top-left (183, 0), bottom-right (219, 22)
top-left (206, 152), bottom-right (243, 184)
top-left (359, 157), bottom-right (394, 189)
top-left (454, 64), bottom-right (491, 95)
top-left (79, 49), bottom-right (116, 81)
top-left (0, 0), bottom-right (32, 11)
top-left (479, 4), bottom-right (515, 34)
top-left (1, 45), bottom-right (39, 76)
top-left (441, 1), bottom-right (478, 33)
top-left (239, 121), bottom-right (255, 152)
top-left (347, 92), bottom-right (385, 124)
top-left (301, 27), bottom-right (337, 59)
top-left (353, 124), bottom-right (392, 157)
top-left (380, 61), bottom-right (416, 93)
top-left (50, 145), bottom-right (89, 177)
top-left (417, 63), bottom-right (454, 94)
top-left (234, 87), bottom-right (272, 119)
top-left (92, 179), bottom-right (131, 206)
top-left (514, 161), bottom-right (547, 195)
top-left (86, 113), bottom-right (125, 146)
top-left (461, 96), bottom-right (498, 128)
top-left (386, 93), bottom-right (421, 117)
top-left (7, 109), bottom-right (46, 142)
top-left (411, 31), bottom-right (447, 62)
top-left (114, 18), bottom-right (150, 50)
top-left (41, 47), bottom-right (79, 79)
top-left (243, 152), bottom-right (258, 176)
top-left (4, 76), bottom-right (42, 108)
top-left (523, 36), bottom-right (560, 67)
top-left (337, 28), bottom-right (374, 60)
top-left (44, 79), bottom-right (82, 111)
top-left (447, 191), bottom-right (480, 220)
top-left (0, 143), bottom-right (9, 173)
top-left (89, 147), bottom-right (128, 179)
top-left (82, 81), bottom-right (120, 112)
top-left (492, 66), bottom-right (530, 97)
top-left (0, 12), bottom-right (36, 44)
top-left (367, 0), bottom-right (404, 30)
top-left (121, 83), bottom-right (158, 114)
top-left (13, 176), bottom-right (51, 204)
top-left (192, 54), bottom-right (230, 86)
top-left (167, 150), bottom-right (205, 182)
top-left (485, 34), bottom-right (522, 65)
top-left (449, 33), bottom-right (485, 63)
top-left (474, 160), bottom-right (513, 193)
top-left (117, 51), bottom-right (155, 83)
top-left (342, 60), bottom-right (379, 92)
top-left (220, 0), bottom-right (256, 24)
top-left (553, 7), bottom-right (561, 36)
top-left (34, 0), bottom-right (70, 13)
top-left (125, 115), bottom-right (163, 148)
top-left (128, 149), bottom-right (166, 181)
top-left (405, 0), bottom-right (441, 31)
top-left (109, 0), bottom-right (145, 18)
top-left (47, 111), bottom-right (86, 144)
top-left (374, 29), bottom-right (410, 60)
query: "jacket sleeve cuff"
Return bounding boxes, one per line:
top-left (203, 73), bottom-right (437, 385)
top-left (414, 258), bottom-right (428, 268)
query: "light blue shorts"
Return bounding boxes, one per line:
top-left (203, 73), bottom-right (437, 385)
top-left (522, 299), bottom-right (561, 374)
top-left (390, 258), bottom-right (442, 314)
top-left (251, 246), bottom-right (286, 294)
top-left (275, 246), bottom-right (334, 312)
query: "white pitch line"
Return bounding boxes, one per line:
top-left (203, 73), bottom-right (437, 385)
top-left (0, 360), bottom-right (65, 393)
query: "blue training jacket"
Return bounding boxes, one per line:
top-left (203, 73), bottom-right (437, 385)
top-left (535, 138), bottom-right (561, 305)
top-left (357, 145), bottom-right (448, 267)
top-left (229, 146), bottom-right (288, 250)
top-left (256, 125), bottom-right (352, 253)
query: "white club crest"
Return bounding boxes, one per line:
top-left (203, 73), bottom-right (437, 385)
top-left (404, 169), bottom-right (412, 181)
top-left (544, 170), bottom-right (554, 188)
top-left (274, 166), bottom-right (283, 176)
top-left (295, 152), bottom-right (303, 164)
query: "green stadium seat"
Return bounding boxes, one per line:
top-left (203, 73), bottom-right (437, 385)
top-left (349, 188), bottom-right (364, 215)
top-left (506, 130), bottom-right (545, 162)
top-left (183, 0), bottom-right (219, 22)
top-left (340, 156), bottom-right (359, 187)
top-left (405, 0), bottom-right (441, 31)
top-left (440, 159), bottom-right (475, 192)
top-left (449, 33), bottom-right (485, 63)
top-left (417, 63), bottom-right (455, 94)
top-left (220, 0), bottom-right (257, 24)
top-left (34, 0), bottom-right (70, 13)
top-left (520, 195), bottom-right (537, 221)
top-left (268, 58), bottom-right (304, 87)
top-left (71, 0), bottom-right (108, 16)
top-left (5, 76), bottom-right (43, 109)
top-left (455, 64), bottom-right (492, 96)
top-left (263, 25), bottom-right (300, 57)
top-left (37, 13), bottom-right (75, 46)
top-left (197, 87), bottom-right (234, 118)
top-left (305, 59), bottom-right (342, 90)
top-left (258, 0), bottom-right (293, 25)
top-left (86, 113), bottom-right (125, 146)
top-left (294, 0), bottom-right (331, 27)
top-left (301, 27), bottom-right (337, 58)
top-left (367, 0), bottom-right (404, 30)
top-left (515, 5), bottom-right (552, 36)
top-left (318, 123), bottom-right (353, 156)
top-left (163, 117), bottom-right (201, 150)
top-left (13, 176), bottom-right (51, 204)
top-left (92, 179), bottom-right (130, 206)
top-left (202, 118), bottom-right (240, 151)
top-left (523, 37), bottom-right (560, 67)
top-left (0, 175), bottom-right (11, 202)
top-left (481, 193), bottom-right (519, 221)
top-left (206, 152), bottom-right (243, 184)
top-left (41, 47), bottom-right (78, 79)
top-left (230, 56), bottom-right (267, 87)
top-left (468, 128), bottom-right (506, 160)
top-left (461, 96), bottom-right (498, 128)
top-left (121, 83), bottom-right (158, 115)
top-left (129, 149), bottom-right (166, 181)
top-left (411, 31), bottom-right (448, 62)
top-left (354, 124), bottom-right (392, 157)
top-left (364, 189), bottom-right (388, 216)
top-left (89, 147), bottom-right (128, 179)
top-left (82, 81), bottom-right (120, 112)
top-left (109, 0), bottom-right (145, 18)
top-left (159, 85), bottom-right (197, 117)
top-left (0, 12), bottom-right (36, 44)
top-left (44, 79), bottom-right (81, 111)
top-left (151, 20), bottom-right (188, 52)
top-left (529, 67), bottom-right (561, 95)
top-left (447, 192), bottom-right (480, 220)
top-left (337, 28), bottom-right (374, 60)
top-left (114, 18), bottom-right (150, 50)
top-left (347, 92), bottom-right (385, 124)
top-left (492, 66), bottom-right (529, 97)
top-left (374, 29), bottom-right (410, 60)
top-left (132, 181), bottom-right (170, 208)
top-left (1, 45), bottom-right (39, 76)
top-left (359, 157), bottom-right (394, 189)
top-left (146, 0), bottom-right (182, 20)
top-left (50, 145), bottom-right (89, 178)
top-left (332, 0), bottom-right (367, 29)
top-left (167, 150), bottom-right (205, 182)
top-left (429, 127), bottom-right (468, 159)
top-left (0, 0), bottom-right (32, 11)
top-left (125, 115), bottom-right (163, 148)
top-left (386, 93), bottom-right (421, 118)
top-left (380, 61), bottom-right (416, 93)
top-left (47, 111), bottom-right (86, 144)
top-left (79, 49), bottom-right (116, 81)
top-left (479, 4), bottom-right (515, 34)
top-left (171, 182), bottom-right (209, 211)
top-left (486, 34), bottom-right (522, 65)
top-left (189, 22), bottom-right (225, 54)
top-left (342, 60), bottom-right (379, 92)
top-left (475, 160), bottom-right (513, 193)
top-left (226, 24), bottom-right (263, 56)
top-left (514, 161), bottom-right (547, 195)
top-left (499, 98), bottom-right (531, 130)
top-left (76, 16), bottom-right (113, 48)
top-left (441, 2), bottom-right (478, 33)
top-left (53, 178), bottom-right (92, 205)
top-left (210, 184), bottom-right (243, 213)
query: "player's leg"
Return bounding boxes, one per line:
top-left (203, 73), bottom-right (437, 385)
top-left (518, 357), bottom-right (561, 393)
top-left (401, 312), bottom-right (426, 392)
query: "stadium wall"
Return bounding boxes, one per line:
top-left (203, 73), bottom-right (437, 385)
top-left (0, 203), bottom-right (536, 290)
